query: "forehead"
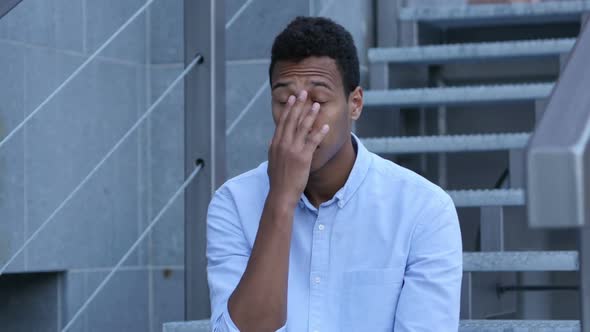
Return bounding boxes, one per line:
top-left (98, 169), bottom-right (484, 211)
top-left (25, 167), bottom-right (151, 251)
top-left (272, 56), bottom-right (342, 88)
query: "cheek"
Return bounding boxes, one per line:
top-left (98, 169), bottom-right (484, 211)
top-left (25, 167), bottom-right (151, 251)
top-left (271, 108), bottom-right (280, 126)
top-left (313, 111), bottom-right (333, 131)
top-left (315, 107), bottom-right (347, 134)
top-left (315, 115), bottom-right (340, 146)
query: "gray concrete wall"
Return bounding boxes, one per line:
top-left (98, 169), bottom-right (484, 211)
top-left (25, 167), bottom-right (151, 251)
top-left (0, 0), bottom-right (373, 331)
top-left (0, 0), bottom-right (180, 330)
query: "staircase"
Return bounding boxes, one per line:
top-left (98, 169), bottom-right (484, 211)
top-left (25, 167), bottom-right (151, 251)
top-left (360, 0), bottom-right (590, 331)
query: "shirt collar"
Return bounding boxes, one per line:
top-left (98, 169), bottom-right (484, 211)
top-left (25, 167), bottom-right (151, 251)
top-left (299, 132), bottom-right (373, 210)
top-left (336, 132), bottom-right (373, 208)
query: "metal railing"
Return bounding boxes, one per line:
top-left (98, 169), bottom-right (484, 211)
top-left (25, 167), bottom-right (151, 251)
top-left (526, 18), bottom-right (590, 330)
top-left (527, 18), bottom-right (590, 229)
top-left (0, 0), bottom-right (225, 327)
top-left (0, 0), bottom-right (21, 20)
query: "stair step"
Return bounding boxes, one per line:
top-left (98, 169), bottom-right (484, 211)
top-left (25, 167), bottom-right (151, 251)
top-left (362, 133), bottom-right (530, 154)
top-left (162, 319), bottom-right (582, 332)
top-left (400, 1), bottom-right (590, 27)
top-left (368, 38), bottom-right (575, 64)
top-left (448, 189), bottom-right (524, 207)
top-left (163, 320), bottom-right (209, 332)
top-left (460, 319), bottom-right (580, 332)
top-left (364, 83), bottom-right (553, 107)
top-left (463, 251), bottom-right (579, 272)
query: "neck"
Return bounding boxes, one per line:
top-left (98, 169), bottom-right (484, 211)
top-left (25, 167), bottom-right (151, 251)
top-left (305, 136), bottom-right (357, 208)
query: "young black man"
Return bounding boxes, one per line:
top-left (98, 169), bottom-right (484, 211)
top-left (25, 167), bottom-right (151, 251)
top-left (207, 16), bottom-right (463, 332)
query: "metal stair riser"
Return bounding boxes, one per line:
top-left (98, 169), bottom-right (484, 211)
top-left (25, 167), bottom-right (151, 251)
top-left (364, 83), bottom-right (554, 107)
top-left (459, 320), bottom-right (580, 332)
top-left (400, 1), bottom-right (590, 22)
top-left (368, 39), bottom-right (576, 65)
top-left (449, 189), bottom-right (525, 207)
top-left (463, 251), bottom-right (580, 272)
top-left (362, 133), bottom-right (530, 154)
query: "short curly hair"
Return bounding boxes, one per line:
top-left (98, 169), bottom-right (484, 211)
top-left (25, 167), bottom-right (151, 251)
top-left (269, 16), bottom-right (360, 97)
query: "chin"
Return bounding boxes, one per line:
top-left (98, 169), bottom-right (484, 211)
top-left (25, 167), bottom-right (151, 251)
top-left (310, 153), bottom-right (327, 174)
top-left (309, 164), bottom-right (322, 174)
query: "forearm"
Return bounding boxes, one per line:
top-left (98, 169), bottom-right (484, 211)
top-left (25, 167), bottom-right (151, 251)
top-left (224, 90), bottom-right (327, 331)
top-left (227, 193), bottom-right (295, 332)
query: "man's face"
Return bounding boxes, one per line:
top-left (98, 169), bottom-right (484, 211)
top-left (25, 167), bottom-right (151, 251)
top-left (270, 56), bottom-right (362, 173)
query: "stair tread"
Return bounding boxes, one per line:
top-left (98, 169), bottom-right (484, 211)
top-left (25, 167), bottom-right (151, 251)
top-left (362, 133), bottom-right (530, 153)
top-left (400, 1), bottom-right (590, 22)
top-left (364, 83), bottom-right (554, 107)
top-left (163, 320), bottom-right (210, 332)
top-left (463, 251), bottom-right (579, 271)
top-left (447, 188), bottom-right (524, 207)
top-left (369, 38), bottom-right (576, 64)
top-left (460, 319), bottom-right (580, 331)
top-left (163, 319), bottom-right (582, 332)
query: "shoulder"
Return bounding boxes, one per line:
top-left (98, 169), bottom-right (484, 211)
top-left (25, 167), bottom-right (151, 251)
top-left (367, 153), bottom-right (453, 211)
top-left (207, 162), bottom-right (269, 244)
top-left (366, 154), bottom-right (459, 247)
top-left (211, 161), bottom-right (269, 206)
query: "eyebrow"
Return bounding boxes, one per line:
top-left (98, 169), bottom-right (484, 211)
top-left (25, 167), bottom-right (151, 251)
top-left (310, 80), bottom-right (333, 91)
top-left (271, 80), bottom-right (334, 91)
top-left (271, 82), bottom-right (291, 91)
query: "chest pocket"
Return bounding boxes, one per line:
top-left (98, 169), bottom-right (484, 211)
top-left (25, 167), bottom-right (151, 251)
top-left (339, 267), bottom-right (405, 332)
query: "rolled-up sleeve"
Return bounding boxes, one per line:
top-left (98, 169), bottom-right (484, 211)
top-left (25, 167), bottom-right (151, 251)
top-left (393, 196), bottom-right (463, 332)
top-left (206, 186), bottom-right (287, 332)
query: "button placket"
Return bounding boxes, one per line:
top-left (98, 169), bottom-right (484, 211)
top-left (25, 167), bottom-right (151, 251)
top-left (308, 207), bottom-right (331, 332)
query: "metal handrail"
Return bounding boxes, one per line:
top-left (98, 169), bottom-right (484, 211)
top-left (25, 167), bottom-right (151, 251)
top-left (526, 18), bottom-right (590, 331)
top-left (526, 20), bottom-right (590, 229)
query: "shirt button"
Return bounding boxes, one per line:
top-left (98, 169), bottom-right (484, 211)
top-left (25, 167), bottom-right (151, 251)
top-left (318, 224), bottom-right (325, 231)
top-left (314, 276), bottom-right (321, 284)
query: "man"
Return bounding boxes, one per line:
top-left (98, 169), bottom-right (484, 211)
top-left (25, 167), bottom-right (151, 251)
top-left (207, 16), bottom-right (462, 332)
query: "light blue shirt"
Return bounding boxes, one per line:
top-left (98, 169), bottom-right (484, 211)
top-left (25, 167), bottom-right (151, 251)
top-left (207, 133), bottom-right (463, 332)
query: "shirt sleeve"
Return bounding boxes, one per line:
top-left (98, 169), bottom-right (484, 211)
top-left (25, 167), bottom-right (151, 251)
top-left (206, 186), bottom-right (287, 332)
top-left (207, 186), bottom-right (248, 332)
top-left (393, 196), bottom-right (463, 331)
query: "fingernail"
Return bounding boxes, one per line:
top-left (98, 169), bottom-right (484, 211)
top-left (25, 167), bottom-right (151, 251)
top-left (321, 124), bottom-right (329, 133)
top-left (299, 90), bottom-right (307, 101)
top-left (287, 95), bottom-right (296, 105)
top-left (312, 102), bottom-right (320, 112)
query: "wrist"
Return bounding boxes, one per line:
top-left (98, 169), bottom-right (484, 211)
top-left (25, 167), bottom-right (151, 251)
top-left (267, 190), bottom-right (300, 211)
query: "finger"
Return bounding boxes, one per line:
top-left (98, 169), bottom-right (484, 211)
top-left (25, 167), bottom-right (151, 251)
top-left (295, 102), bottom-right (320, 145)
top-left (295, 92), bottom-right (312, 128)
top-left (297, 101), bottom-right (312, 128)
top-left (282, 90), bottom-right (307, 143)
top-left (273, 94), bottom-right (296, 144)
top-left (303, 124), bottom-right (330, 154)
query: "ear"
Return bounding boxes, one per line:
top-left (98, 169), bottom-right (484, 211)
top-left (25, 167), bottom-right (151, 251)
top-left (348, 86), bottom-right (363, 121)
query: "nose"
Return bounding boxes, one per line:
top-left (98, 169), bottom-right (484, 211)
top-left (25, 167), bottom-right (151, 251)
top-left (296, 89), bottom-right (313, 109)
